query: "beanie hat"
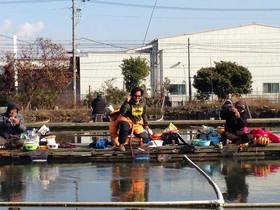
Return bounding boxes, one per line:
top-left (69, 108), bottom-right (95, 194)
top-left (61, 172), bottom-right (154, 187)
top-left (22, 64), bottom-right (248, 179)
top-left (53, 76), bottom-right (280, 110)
top-left (6, 103), bottom-right (19, 113)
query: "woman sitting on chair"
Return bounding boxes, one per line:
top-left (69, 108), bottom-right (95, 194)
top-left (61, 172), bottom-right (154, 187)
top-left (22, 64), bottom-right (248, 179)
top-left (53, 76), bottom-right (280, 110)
top-left (115, 87), bottom-right (150, 152)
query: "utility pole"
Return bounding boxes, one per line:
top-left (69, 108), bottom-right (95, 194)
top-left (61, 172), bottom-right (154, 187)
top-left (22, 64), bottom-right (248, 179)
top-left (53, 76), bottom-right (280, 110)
top-left (187, 38), bottom-right (192, 102)
top-left (182, 64), bottom-right (187, 103)
top-left (210, 57), bottom-right (214, 102)
top-left (72, 0), bottom-right (77, 108)
top-left (13, 35), bottom-right (18, 94)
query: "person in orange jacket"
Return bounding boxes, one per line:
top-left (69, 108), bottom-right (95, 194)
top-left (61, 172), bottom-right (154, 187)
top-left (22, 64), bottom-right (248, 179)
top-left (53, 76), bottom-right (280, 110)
top-left (108, 109), bottom-right (121, 148)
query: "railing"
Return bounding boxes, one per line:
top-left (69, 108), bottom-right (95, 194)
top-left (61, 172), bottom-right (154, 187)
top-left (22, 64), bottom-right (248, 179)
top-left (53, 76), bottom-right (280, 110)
top-left (183, 155), bottom-right (224, 205)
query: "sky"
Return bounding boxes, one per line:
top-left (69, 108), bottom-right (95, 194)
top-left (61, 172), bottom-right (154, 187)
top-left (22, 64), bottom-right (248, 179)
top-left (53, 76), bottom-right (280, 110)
top-left (1, 0), bottom-right (280, 52)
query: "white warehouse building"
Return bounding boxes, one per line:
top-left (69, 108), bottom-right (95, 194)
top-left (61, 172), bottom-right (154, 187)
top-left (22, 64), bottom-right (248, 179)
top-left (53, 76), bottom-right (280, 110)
top-left (78, 24), bottom-right (280, 105)
top-left (78, 51), bottom-right (150, 99)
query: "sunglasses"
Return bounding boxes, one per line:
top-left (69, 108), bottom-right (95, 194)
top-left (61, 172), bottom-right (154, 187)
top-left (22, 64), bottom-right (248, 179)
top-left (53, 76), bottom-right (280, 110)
top-left (134, 95), bottom-right (142, 98)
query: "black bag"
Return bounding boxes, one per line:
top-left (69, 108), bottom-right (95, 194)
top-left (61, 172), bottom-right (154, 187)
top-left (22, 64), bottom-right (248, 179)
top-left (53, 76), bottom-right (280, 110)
top-left (161, 133), bottom-right (180, 145)
top-left (180, 144), bottom-right (196, 154)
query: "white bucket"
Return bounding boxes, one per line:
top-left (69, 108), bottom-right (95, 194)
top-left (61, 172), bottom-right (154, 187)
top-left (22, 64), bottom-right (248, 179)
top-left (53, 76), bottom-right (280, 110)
top-left (149, 140), bottom-right (163, 147)
top-left (47, 143), bottom-right (59, 149)
top-left (45, 135), bottom-right (58, 149)
top-left (30, 135), bottom-right (40, 143)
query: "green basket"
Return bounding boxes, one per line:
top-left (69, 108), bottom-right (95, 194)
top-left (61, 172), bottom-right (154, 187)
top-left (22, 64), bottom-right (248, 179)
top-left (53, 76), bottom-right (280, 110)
top-left (24, 142), bottom-right (38, 151)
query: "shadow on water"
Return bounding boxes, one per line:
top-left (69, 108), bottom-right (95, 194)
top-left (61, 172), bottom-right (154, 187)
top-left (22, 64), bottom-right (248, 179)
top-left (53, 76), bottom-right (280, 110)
top-left (0, 159), bottom-right (280, 210)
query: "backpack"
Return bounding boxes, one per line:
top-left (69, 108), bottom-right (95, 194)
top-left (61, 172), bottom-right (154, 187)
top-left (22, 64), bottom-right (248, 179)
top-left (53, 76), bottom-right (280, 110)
top-left (95, 138), bottom-right (108, 149)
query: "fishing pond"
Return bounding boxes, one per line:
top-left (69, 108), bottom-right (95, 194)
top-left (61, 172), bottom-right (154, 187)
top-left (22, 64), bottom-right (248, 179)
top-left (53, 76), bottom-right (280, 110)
top-left (1, 128), bottom-right (280, 210)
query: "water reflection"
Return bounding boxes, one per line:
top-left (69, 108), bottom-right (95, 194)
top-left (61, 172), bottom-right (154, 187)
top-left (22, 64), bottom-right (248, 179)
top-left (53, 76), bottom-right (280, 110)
top-left (0, 165), bottom-right (25, 204)
top-left (198, 159), bottom-right (280, 204)
top-left (28, 164), bottom-right (60, 190)
top-left (111, 163), bottom-right (149, 203)
top-left (0, 159), bottom-right (279, 209)
top-left (221, 160), bottom-right (249, 203)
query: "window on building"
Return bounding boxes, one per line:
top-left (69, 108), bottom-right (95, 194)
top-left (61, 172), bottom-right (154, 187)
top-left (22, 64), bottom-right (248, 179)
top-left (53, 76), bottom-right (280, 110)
top-left (263, 83), bottom-right (279, 93)
top-left (169, 84), bottom-right (186, 95)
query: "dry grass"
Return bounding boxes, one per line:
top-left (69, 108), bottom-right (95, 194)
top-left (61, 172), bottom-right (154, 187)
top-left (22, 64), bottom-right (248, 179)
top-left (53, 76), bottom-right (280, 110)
top-left (23, 108), bottom-right (92, 123)
top-left (21, 97), bottom-right (280, 122)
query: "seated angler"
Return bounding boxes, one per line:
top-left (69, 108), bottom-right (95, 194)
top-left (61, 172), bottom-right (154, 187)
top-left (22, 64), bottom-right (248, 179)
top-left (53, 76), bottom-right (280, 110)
top-left (220, 100), bottom-right (252, 145)
top-left (0, 103), bottom-right (26, 148)
top-left (117, 87), bottom-right (150, 152)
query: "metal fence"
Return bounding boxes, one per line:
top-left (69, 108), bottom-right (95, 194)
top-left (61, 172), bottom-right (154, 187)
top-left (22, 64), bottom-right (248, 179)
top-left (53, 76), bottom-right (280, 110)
top-left (243, 92), bottom-right (280, 104)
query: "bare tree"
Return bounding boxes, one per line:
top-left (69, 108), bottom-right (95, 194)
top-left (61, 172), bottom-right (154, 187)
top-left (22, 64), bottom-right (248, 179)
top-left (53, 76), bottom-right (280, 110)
top-left (0, 53), bottom-right (16, 93)
top-left (1, 38), bottom-right (72, 109)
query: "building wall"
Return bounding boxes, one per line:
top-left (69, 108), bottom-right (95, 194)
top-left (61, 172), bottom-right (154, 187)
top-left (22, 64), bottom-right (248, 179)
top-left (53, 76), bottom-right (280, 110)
top-left (79, 24), bottom-right (280, 105)
top-left (79, 52), bottom-right (150, 99)
top-left (156, 24), bottom-right (280, 104)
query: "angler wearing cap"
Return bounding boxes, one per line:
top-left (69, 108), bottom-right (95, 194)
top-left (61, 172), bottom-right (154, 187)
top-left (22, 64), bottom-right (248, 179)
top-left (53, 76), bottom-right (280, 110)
top-left (0, 103), bottom-right (26, 148)
top-left (115, 87), bottom-right (150, 152)
top-left (220, 100), bottom-right (252, 145)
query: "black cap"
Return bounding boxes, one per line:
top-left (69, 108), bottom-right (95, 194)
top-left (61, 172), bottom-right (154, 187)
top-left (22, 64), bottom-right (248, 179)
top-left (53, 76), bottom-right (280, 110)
top-left (6, 103), bottom-right (19, 113)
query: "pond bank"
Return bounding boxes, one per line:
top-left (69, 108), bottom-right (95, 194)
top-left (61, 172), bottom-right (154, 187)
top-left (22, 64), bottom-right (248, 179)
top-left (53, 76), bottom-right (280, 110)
top-left (1, 143), bottom-right (280, 164)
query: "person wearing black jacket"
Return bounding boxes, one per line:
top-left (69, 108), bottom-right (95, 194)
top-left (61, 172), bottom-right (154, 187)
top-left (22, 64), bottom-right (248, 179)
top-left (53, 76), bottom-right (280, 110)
top-left (0, 103), bottom-right (26, 148)
top-left (220, 100), bottom-right (251, 145)
top-left (117, 87), bottom-right (150, 152)
top-left (91, 94), bottom-right (106, 122)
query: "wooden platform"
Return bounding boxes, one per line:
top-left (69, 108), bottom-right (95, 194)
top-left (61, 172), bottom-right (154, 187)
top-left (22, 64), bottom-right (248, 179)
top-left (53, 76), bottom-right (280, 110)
top-left (0, 143), bottom-right (280, 164)
top-left (26, 118), bottom-right (280, 131)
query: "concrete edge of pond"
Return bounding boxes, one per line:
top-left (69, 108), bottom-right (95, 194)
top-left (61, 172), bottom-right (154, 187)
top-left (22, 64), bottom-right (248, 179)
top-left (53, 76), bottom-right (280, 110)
top-left (26, 118), bottom-right (280, 131)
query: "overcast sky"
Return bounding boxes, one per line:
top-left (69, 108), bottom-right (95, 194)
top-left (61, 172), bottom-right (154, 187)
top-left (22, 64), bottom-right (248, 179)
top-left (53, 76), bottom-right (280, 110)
top-left (1, 0), bottom-right (280, 49)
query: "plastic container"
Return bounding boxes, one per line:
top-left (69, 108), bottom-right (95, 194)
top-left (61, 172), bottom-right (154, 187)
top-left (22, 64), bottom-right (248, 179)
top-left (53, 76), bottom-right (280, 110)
top-left (47, 143), bottom-right (59, 149)
top-left (30, 135), bottom-right (40, 143)
top-left (150, 133), bottom-right (162, 140)
top-left (38, 145), bottom-right (48, 150)
top-left (134, 153), bottom-right (150, 161)
top-left (209, 136), bottom-right (221, 145)
top-left (45, 135), bottom-right (59, 149)
top-left (149, 140), bottom-right (163, 147)
top-left (191, 139), bottom-right (211, 147)
top-left (24, 142), bottom-right (39, 151)
top-left (39, 138), bottom-right (48, 146)
top-left (29, 149), bottom-right (48, 162)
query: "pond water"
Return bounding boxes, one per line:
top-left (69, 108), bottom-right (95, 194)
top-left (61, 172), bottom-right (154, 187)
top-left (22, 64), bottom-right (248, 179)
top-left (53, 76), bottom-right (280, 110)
top-left (0, 158), bottom-right (280, 210)
top-left (2, 127), bottom-right (279, 210)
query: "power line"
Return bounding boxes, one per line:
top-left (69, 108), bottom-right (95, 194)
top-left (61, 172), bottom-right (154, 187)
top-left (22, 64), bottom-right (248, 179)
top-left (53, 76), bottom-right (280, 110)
top-left (78, 37), bottom-right (129, 49)
top-left (1, 0), bottom-right (280, 12)
top-left (0, 34), bottom-right (32, 44)
top-left (142, 0), bottom-right (157, 46)
top-left (0, 0), bottom-right (68, 4)
top-left (88, 0), bottom-right (280, 12)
